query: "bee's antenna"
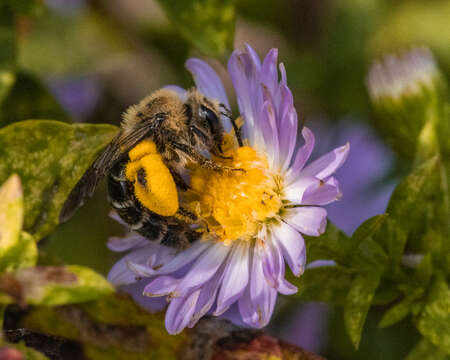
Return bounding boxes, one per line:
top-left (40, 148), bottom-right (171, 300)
top-left (219, 104), bottom-right (243, 147)
top-left (219, 103), bottom-right (232, 118)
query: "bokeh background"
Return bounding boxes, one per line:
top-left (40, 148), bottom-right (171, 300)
top-left (6, 0), bottom-right (449, 358)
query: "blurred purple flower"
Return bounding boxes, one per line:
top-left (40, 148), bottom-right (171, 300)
top-left (45, 0), bottom-right (86, 15)
top-left (108, 45), bottom-right (349, 334)
top-left (306, 119), bottom-right (396, 235)
top-left (47, 77), bottom-right (100, 121)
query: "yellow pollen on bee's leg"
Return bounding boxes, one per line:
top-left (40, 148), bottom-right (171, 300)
top-left (125, 141), bottom-right (178, 216)
top-left (128, 140), bottom-right (159, 161)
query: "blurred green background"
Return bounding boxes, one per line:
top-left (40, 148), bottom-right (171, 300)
top-left (2, 0), bottom-right (449, 358)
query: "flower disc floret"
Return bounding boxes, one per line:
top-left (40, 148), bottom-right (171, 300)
top-left (189, 146), bottom-right (282, 244)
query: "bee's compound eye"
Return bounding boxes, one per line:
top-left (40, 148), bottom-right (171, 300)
top-left (201, 105), bottom-right (220, 133)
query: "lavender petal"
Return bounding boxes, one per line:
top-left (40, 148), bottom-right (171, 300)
top-left (172, 241), bottom-right (229, 297)
top-left (301, 142), bottom-right (350, 180)
top-left (287, 127), bottom-right (315, 184)
top-left (165, 289), bottom-right (201, 335)
top-left (301, 177), bottom-right (342, 205)
top-left (214, 242), bottom-right (250, 316)
top-left (285, 207), bottom-right (327, 236)
top-left (185, 58), bottom-right (229, 108)
top-left (272, 222), bottom-right (306, 276)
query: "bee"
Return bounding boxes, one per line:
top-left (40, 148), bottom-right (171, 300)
top-left (59, 88), bottom-right (242, 248)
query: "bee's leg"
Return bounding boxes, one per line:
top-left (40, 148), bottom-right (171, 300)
top-left (229, 117), bottom-right (243, 147)
top-left (169, 169), bottom-right (190, 191)
top-left (189, 124), bottom-right (208, 145)
top-left (215, 154), bottom-right (233, 160)
top-left (136, 210), bottom-right (170, 244)
top-left (161, 223), bottom-right (201, 249)
top-left (171, 142), bottom-right (244, 173)
top-left (175, 207), bottom-right (197, 223)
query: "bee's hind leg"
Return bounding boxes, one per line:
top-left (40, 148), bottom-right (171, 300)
top-left (175, 207), bottom-right (197, 223)
top-left (170, 169), bottom-right (190, 191)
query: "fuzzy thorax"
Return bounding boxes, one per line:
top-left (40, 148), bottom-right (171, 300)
top-left (188, 146), bottom-right (282, 244)
top-left (125, 140), bottom-right (179, 216)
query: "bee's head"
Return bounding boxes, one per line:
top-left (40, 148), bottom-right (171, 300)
top-left (186, 89), bottom-right (225, 155)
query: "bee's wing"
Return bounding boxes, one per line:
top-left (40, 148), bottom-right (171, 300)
top-left (59, 121), bottom-right (156, 223)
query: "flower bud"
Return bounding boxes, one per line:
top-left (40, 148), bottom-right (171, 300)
top-left (366, 47), bottom-right (446, 159)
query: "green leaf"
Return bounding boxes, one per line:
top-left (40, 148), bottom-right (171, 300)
top-left (306, 216), bottom-right (388, 270)
top-left (380, 156), bottom-right (439, 265)
top-left (0, 231), bottom-right (38, 274)
top-left (0, 4), bottom-right (16, 106)
top-left (0, 175), bottom-right (23, 263)
top-left (406, 338), bottom-right (449, 360)
top-left (156, 0), bottom-right (236, 57)
top-left (416, 275), bottom-right (450, 354)
top-left (379, 296), bottom-right (415, 328)
top-left (414, 254), bottom-right (434, 289)
top-left (0, 175), bottom-right (36, 273)
top-left (350, 215), bottom-right (388, 271)
top-left (0, 120), bottom-right (118, 240)
top-left (305, 222), bottom-right (353, 265)
top-left (0, 265), bottom-right (114, 306)
top-left (344, 271), bottom-right (382, 349)
top-left (5, 0), bottom-right (44, 16)
top-left (0, 71), bottom-right (69, 127)
top-left (289, 265), bottom-right (355, 305)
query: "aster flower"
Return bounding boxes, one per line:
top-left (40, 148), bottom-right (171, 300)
top-left (108, 45), bottom-right (349, 334)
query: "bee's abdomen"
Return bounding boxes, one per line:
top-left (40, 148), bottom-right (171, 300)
top-left (107, 159), bottom-right (198, 248)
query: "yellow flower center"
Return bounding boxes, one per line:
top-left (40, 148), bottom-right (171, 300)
top-left (187, 145), bottom-right (282, 244)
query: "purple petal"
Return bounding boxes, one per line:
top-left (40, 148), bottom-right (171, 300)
top-left (259, 100), bottom-right (279, 166)
top-left (143, 276), bottom-right (180, 297)
top-left (272, 222), bottom-right (306, 276)
top-left (227, 50), bottom-right (264, 147)
top-left (260, 238), bottom-right (281, 289)
top-left (284, 176), bottom-right (320, 204)
top-left (278, 104), bottom-right (298, 171)
top-left (163, 85), bottom-right (188, 102)
top-left (172, 242), bottom-right (230, 297)
top-left (279, 63), bottom-right (287, 85)
top-left (155, 240), bottom-right (210, 275)
top-left (108, 244), bottom-right (159, 285)
top-left (301, 177), bottom-right (342, 205)
top-left (285, 207), bottom-right (327, 236)
top-left (185, 58), bottom-right (229, 108)
top-left (109, 211), bottom-right (127, 226)
top-left (278, 278), bottom-right (298, 295)
top-left (214, 242), bottom-right (250, 316)
top-left (107, 234), bottom-right (149, 252)
top-left (260, 48), bottom-right (278, 97)
top-left (287, 127), bottom-right (315, 183)
top-left (189, 265), bottom-right (225, 327)
top-left (165, 289), bottom-right (201, 334)
top-left (126, 261), bottom-right (159, 278)
top-left (248, 245), bottom-right (277, 327)
top-left (301, 143), bottom-right (350, 180)
top-left (244, 43), bottom-right (262, 71)
top-left (306, 260), bottom-right (337, 269)
top-left (238, 287), bottom-right (259, 326)
top-left (272, 237), bottom-right (298, 295)
top-left (121, 280), bottom-right (167, 312)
